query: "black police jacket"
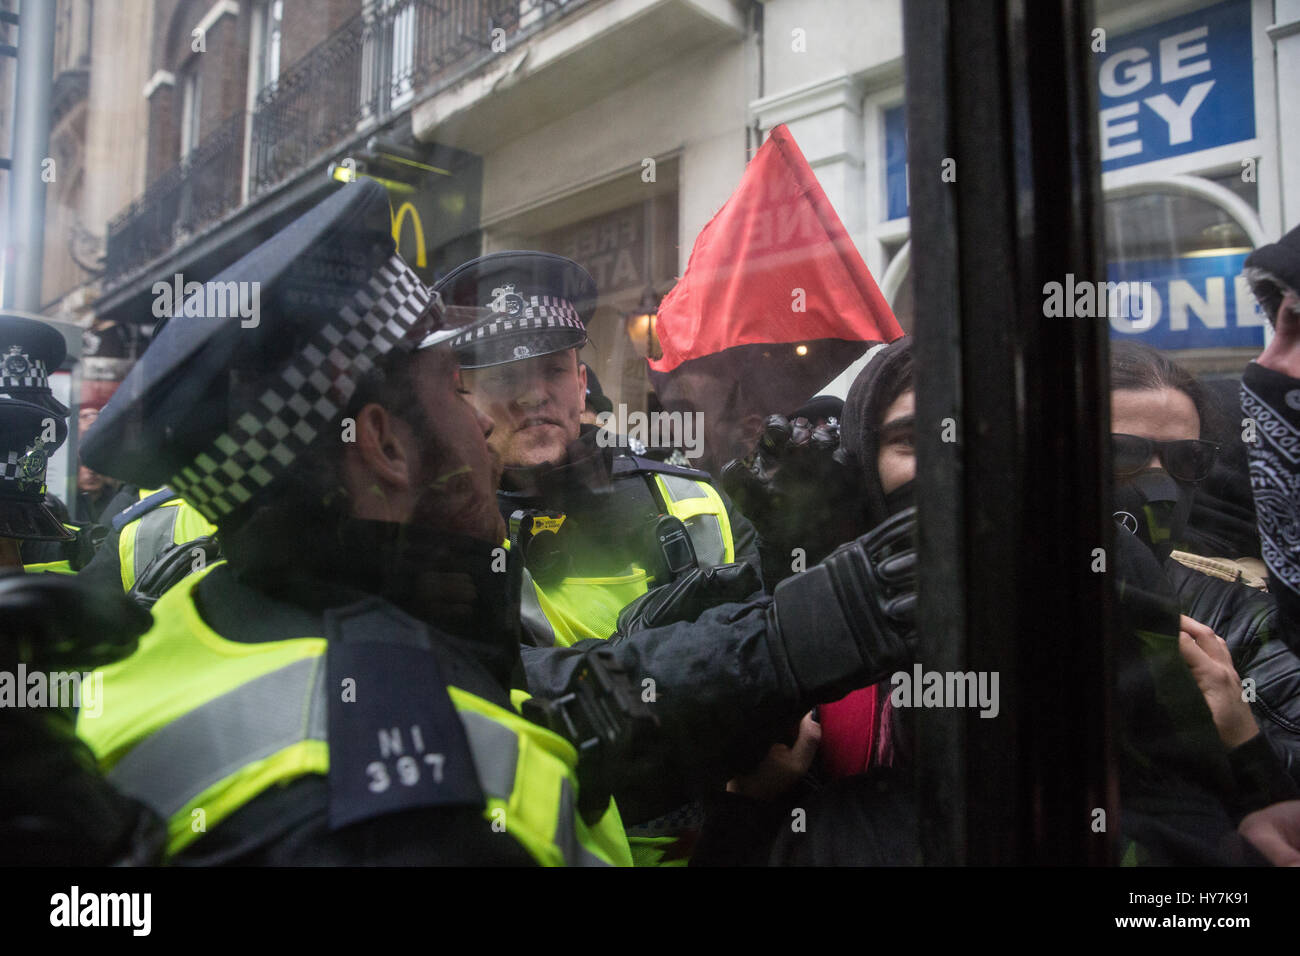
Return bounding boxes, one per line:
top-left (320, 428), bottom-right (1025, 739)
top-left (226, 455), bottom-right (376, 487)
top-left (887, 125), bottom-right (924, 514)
top-left (496, 424), bottom-right (762, 587)
top-left (1166, 559), bottom-right (1300, 791)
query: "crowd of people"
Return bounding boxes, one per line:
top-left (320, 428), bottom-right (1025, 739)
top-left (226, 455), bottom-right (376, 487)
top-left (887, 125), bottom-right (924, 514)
top-left (4, 178), bottom-right (1300, 866)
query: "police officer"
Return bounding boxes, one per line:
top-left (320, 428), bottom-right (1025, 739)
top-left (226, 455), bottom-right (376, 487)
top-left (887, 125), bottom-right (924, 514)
top-left (0, 312), bottom-right (70, 418)
top-left (75, 313), bottom-right (220, 602)
top-left (0, 396), bottom-right (71, 568)
top-left (0, 314), bottom-right (89, 572)
top-left (76, 181), bottom-right (632, 865)
top-left (75, 483), bottom-right (218, 604)
top-left (436, 251), bottom-right (762, 650)
top-left (0, 396), bottom-right (164, 864)
top-left (438, 253), bottom-right (912, 866)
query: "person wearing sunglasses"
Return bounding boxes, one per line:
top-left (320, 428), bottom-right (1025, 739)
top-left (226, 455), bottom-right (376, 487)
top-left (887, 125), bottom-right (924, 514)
top-left (1111, 342), bottom-right (1300, 820)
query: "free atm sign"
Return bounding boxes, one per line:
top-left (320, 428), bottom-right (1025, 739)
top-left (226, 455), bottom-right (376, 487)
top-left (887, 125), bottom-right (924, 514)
top-left (1097, 0), bottom-right (1255, 171)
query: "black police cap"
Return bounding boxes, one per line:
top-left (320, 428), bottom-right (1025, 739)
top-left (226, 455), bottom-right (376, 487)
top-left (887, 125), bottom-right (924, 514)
top-left (82, 181), bottom-right (481, 526)
top-left (0, 397), bottom-right (71, 541)
top-left (0, 312), bottom-right (70, 418)
top-left (435, 251), bottom-right (596, 368)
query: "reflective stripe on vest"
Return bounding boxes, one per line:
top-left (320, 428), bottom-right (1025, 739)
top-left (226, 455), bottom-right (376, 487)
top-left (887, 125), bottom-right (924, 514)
top-left (519, 567), bottom-right (558, 647)
top-left (653, 474), bottom-right (734, 567)
top-left (23, 559), bottom-right (75, 574)
top-left (79, 566), bottom-right (629, 866)
top-left (118, 488), bottom-right (218, 591)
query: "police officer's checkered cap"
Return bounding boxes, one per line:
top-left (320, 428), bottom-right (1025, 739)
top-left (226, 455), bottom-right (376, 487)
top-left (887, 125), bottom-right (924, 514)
top-left (168, 254), bottom-right (439, 522)
top-left (0, 313), bottom-right (70, 418)
top-left (81, 182), bottom-right (489, 525)
top-left (435, 252), bottom-right (595, 368)
top-left (0, 398), bottom-right (68, 544)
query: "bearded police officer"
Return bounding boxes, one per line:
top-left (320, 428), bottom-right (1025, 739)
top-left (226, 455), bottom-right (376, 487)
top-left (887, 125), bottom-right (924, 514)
top-left (76, 181), bottom-right (633, 865)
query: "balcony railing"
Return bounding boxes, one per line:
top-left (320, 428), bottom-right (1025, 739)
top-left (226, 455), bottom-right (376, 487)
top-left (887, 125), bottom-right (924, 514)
top-left (104, 111), bottom-right (247, 282)
top-left (253, 0), bottom-right (524, 196)
top-left (104, 0), bottom-right (542, 284)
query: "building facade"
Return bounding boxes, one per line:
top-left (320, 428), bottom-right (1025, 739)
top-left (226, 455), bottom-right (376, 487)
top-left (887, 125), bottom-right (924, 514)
top-left (19, 0), bottom-right (1300, 497)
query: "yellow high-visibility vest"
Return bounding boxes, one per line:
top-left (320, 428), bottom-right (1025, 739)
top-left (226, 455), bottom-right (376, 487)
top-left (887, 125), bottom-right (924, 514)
top-left (78, 564), bottom-right (632, 866)
top-left (117, 487), bottom-right (217, 592)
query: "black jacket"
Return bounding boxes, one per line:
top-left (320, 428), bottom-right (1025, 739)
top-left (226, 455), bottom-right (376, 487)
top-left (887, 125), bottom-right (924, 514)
top-left (1167, 559), bottom-right (1300, 793)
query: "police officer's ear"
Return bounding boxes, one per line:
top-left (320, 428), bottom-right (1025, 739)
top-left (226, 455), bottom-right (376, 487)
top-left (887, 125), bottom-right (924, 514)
top-left (575, 355), bottom-right (588, 409)
top-left (345, 402), bottom-right (420, 495)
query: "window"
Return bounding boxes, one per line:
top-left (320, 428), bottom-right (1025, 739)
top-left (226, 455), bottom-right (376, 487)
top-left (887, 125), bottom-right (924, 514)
top-left (252, 0), bottom-right (283, 95)
top-left (178, 61), bottom-right (201, 159)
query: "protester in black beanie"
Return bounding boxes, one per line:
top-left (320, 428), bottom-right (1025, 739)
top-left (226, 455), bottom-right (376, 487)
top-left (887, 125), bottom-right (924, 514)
top-left (839, 336), bottom-right (915, 529)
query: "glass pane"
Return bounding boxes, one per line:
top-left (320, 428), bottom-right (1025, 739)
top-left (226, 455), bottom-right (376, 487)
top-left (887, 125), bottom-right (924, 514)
top-left (15, 0), bottom-right (1295, 878)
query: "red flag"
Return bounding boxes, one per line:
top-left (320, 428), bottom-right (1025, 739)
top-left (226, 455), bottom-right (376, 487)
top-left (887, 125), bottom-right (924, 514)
top-left (652, 125), bottom-right (900, 372)
top-left (650, 125), bottom-right (902, 474)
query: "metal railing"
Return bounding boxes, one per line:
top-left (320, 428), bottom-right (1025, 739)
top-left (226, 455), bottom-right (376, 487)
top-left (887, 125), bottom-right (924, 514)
top-left (251, 0), bottom-right (523, 195)
top-left (104, 0), bottom-right (556, 284)
top-left (102, 0), bottom-right (543, 282)
top-left (103, 111), bottom-right (247, 281)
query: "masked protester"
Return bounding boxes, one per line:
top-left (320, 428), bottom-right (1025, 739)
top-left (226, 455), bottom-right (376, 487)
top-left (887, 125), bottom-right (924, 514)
top-left (1110, 342), bottom-right (1300, 802)
top-left (697, 337), bottom-right (920, 865)
top-left (1241, 224), bottom-right (1300, 652)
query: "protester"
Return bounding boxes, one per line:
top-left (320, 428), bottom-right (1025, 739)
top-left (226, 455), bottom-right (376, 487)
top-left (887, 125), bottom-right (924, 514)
top-left (1241, 224), bottom-right (1300, 652)
top-left (1112, 341), bottom-right (1300, 790)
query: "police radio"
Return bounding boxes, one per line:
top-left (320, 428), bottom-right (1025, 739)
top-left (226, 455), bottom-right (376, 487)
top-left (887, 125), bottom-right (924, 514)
top-left (509, 509), bottom-right (570, 583)
top-left (648, 514), bottom-right (697, 588)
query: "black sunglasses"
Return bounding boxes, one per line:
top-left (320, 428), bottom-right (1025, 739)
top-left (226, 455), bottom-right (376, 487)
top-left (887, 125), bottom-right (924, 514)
top-left (1112, 433), bottom-right (1220, 483)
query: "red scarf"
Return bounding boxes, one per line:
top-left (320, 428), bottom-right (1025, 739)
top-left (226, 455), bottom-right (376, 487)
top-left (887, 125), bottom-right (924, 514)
top-left (817, 681), bottom-right (894, 778)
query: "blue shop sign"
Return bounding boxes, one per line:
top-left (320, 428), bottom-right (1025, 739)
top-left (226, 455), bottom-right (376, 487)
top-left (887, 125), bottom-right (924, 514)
top-left (1106, 251), bottom-right (1264, 350)
top-left (883, 0), bottom-right (1255, 216)
top-left (1097, 0), bottom-right (1255, 172)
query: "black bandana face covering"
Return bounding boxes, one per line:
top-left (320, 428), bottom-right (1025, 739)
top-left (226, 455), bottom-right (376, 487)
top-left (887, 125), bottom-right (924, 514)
top-left (884, 478), bottom-right (916, 517)
top-left (1113, 469), bottom-right (1194, 563)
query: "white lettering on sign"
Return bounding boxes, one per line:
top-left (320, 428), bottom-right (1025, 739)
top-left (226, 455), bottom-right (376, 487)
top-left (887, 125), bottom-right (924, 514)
top-left (1100, 103), bottom-right (1142, 160)
top-left (1099, 48), bottom-right (1152, 97)
top-left (1167, 277), bottom-right (1224, 332)
top-left (1144, 81), bottom-right (1214, 146)
top-left (1109, 273), bottom-right (1262, 336)
top-left (1096, 20), bottom-right (1217, 163)
top-left (1159, 27), bottom-right (1211, 84)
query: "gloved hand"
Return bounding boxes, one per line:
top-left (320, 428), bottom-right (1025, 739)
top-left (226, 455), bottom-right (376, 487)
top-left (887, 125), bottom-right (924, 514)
top-left (614, 561), bottom-right (762, 638)
top-left (768, 507), bottom-right (917, 693)
top-left (721, 414), bottom-right (865, 585)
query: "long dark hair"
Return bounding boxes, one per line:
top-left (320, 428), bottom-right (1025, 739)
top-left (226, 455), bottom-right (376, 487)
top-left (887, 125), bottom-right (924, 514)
top-left (1109, 341), bottom-right (1216, 440)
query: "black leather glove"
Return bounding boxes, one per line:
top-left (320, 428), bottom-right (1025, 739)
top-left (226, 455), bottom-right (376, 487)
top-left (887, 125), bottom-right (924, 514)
top-left (721, 414), bottom-right (865, 586)
top-left (615, 561), bottom-right (762, 637)
top-left (767, 507), bottom-right (917, 695)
